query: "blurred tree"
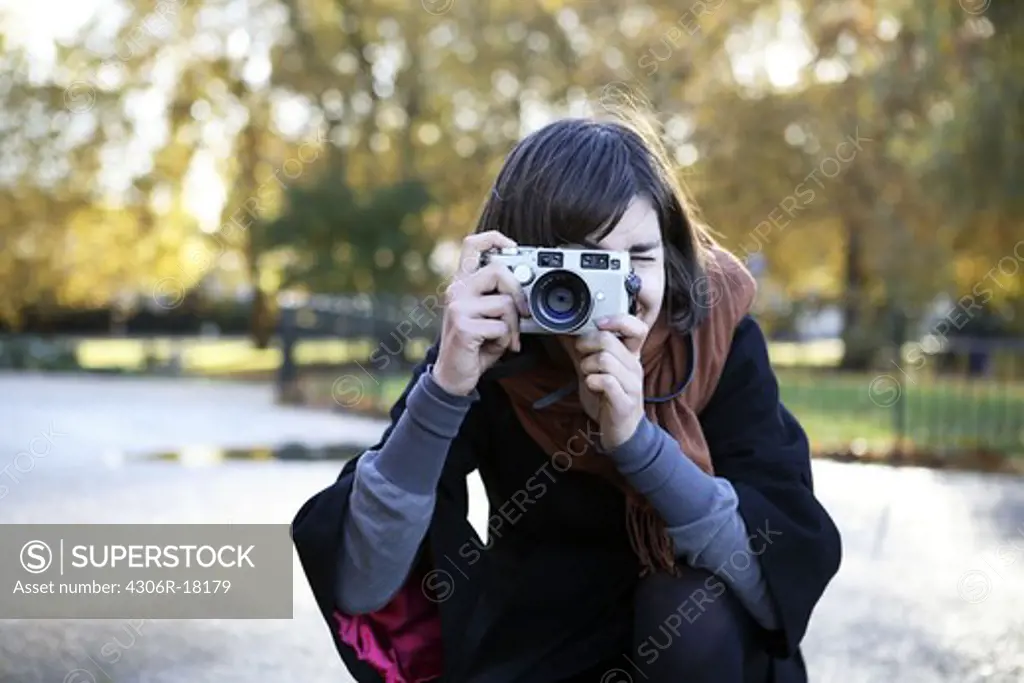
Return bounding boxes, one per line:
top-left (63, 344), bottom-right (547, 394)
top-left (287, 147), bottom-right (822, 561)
top-left (0, 0), bottom-right (1020, 354)
top-left (262, 177), bottom-right (434, 293)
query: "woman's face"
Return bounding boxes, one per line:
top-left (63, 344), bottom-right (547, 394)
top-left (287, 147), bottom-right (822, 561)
top-left (553, 195), bottom-right (665, 358)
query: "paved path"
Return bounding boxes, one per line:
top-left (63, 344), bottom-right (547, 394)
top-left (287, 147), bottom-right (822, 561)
top-left (1, 374), bottom-right (1022, 683)
top-left (0, 373), bottom-right (387, 462)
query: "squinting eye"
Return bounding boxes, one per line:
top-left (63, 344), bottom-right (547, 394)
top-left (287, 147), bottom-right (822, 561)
top-left (631, 256), bottom-right (656, 264)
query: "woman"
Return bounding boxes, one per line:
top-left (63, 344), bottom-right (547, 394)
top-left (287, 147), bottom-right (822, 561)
top-left (292, 114), bottom-right (842, 683)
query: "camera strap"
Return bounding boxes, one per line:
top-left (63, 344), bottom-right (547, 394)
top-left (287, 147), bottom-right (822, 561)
top-left (532, 381), bottom-right (577, 410)
top-left (644, 332), bottom-right (697, 404)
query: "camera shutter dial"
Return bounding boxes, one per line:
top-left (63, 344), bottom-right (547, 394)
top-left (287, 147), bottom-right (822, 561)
top-left (512, 263), bottom-right (535, 285)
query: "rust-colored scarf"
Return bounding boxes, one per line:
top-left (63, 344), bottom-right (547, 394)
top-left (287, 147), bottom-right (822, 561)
top-left (497, 246), bottom-right (757, 576)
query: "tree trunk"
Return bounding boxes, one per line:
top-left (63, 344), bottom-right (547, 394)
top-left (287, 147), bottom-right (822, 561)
top-left (839, 215), bottom-right (875, 371)
top-left (249, 286), bottom-right (272, 349)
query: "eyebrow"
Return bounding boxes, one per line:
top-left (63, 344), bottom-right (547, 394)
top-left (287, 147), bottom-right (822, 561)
top-left (580, 238), bottom-right (662, 253)
top-left (628, 241), bottom-right (662, 254)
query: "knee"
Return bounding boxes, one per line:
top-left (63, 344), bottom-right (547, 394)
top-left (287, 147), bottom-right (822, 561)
top-left (633, 570), bottom-right (748, 671)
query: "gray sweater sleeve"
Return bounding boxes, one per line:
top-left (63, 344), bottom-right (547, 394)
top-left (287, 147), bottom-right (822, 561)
top-left (336, 368), bottom-right (477, 615)
top-left (606, 417), bottom-right (780, 631)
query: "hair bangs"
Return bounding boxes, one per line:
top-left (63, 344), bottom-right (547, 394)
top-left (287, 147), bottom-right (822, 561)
top-left (541, 131), bottom-right (639, 247)
top-left (482, 120), bottom-right (641, 248)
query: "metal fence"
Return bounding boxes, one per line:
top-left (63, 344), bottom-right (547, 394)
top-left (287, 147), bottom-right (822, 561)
top-left (277, 294), bottom-right (1024, 459)
top-left (776, 340), bottom-right (1024, 459)
top-left (275, 293), bottom-right (441, 403)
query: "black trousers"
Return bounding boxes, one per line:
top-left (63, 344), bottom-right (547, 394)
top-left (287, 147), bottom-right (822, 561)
top-left (559, 568), bottom-right (772, 683)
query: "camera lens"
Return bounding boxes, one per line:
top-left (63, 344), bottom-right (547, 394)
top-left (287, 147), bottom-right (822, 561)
top-left (529, 271), bottom-right (592, 334)
top-left (546, 286), bottom-right (575, 313)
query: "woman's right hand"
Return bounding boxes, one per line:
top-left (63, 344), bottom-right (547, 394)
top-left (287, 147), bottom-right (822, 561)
top-left (432, 231), bottom-right (530, 396)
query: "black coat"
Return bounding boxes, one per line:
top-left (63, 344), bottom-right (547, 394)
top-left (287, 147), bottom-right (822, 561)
top-left (292, 315), bottom-right (842, 682)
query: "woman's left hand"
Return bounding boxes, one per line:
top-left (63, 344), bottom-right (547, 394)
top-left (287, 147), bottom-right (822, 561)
top-left (575, 314), bottom-right (648, 451)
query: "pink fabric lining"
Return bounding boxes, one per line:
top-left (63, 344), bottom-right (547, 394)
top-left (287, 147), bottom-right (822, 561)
top-left (333, 566), bottom-right (444, 683)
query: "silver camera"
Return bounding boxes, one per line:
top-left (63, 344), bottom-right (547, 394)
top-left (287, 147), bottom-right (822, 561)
top-left (479, 246), bottom-right (642, 335)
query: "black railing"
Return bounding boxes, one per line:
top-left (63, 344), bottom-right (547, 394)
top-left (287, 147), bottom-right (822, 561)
top-left (275, 293), bottom-right (441, 404)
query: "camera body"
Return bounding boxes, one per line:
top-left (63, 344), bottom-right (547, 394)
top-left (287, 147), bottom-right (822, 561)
top-left (480, 246), bottom-right (642, 335)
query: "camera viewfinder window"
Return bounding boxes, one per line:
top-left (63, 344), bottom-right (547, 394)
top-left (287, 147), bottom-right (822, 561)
top-left (538, 251), bottom-right (564, 268)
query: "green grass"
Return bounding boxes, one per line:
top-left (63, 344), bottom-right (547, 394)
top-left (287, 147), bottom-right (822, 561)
top-left (776, 369), bottom-right (1024, 455)
top-left (69, 337), bottom-right (433, 375)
